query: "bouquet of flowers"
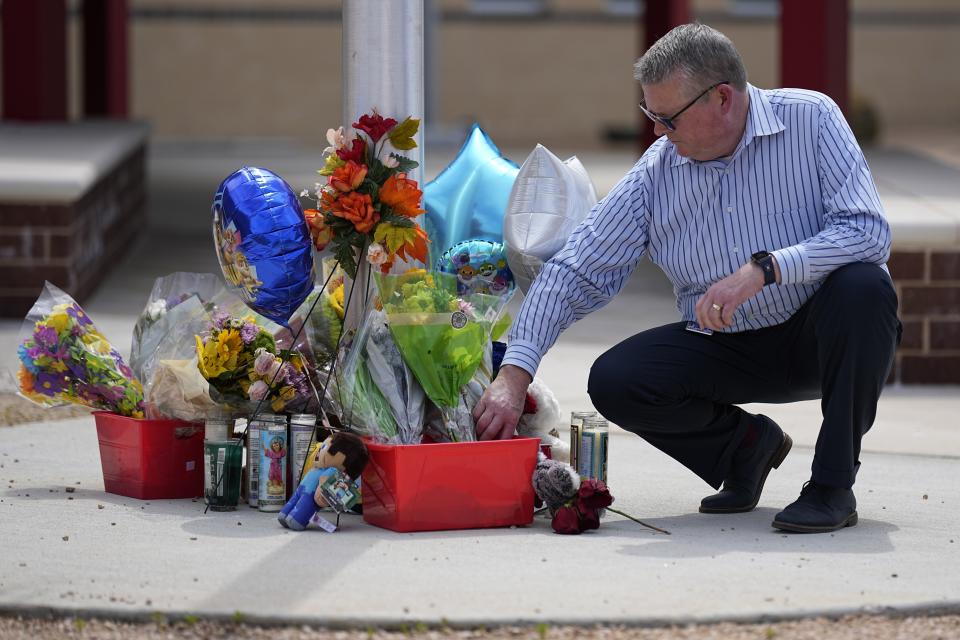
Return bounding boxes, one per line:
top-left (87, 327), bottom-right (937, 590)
top-left (194, 312), bottom-right (313, 413)
top-left (332, 307), bottom-right (426, 444)
top-left (16, 282), bottom-right (145, 418)
top-left (376, 270), bottom-right (506, 442)
top-left (302, 110), bottom-right (429, 279)
top-left (129, 272), bottom-right (223, 381)
top-left (299, 261), bottom-right (346, 370)
top-left (333, 330), bottom-right (401, 443)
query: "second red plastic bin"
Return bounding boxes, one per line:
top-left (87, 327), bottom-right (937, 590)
top-left (361, 437), bottom-right (540, 532)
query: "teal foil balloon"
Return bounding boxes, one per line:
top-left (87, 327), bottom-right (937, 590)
top-left (423, 125), bottom-right (519, 264)
top-left (436, 239), bottom-right (516, 298)
top-left (212, 167), bottom-right (315, 325)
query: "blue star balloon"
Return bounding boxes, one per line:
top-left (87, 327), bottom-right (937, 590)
top-left (212, 167), bottom-right (315, 325)
top-left (423, 124), bottom-right (519, 264)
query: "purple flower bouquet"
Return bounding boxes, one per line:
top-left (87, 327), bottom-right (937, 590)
top-left (17, 282), bottom-right (145, 418)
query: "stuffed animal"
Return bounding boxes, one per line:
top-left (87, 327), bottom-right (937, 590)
top-left (278, 431), bottom-right (369, 531)
top-left (517, 377), bottom-right (570, 462)
top-left (531, 452), bottom-right (580, 512)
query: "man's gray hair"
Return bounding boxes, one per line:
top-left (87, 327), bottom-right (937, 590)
top-left (634, 23), bottom-right (747, 93)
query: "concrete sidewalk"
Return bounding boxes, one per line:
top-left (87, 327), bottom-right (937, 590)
top-left (1, 407), bottom-right (958, 626)
top-left (1, 137), bottom-right (959, 626)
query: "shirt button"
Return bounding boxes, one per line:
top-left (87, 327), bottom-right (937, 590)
top-left (726, 206), bottom-right (733, 213)
top-left (733, 247), bottom-right (740, 253)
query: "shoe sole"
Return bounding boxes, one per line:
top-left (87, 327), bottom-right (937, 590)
top-left (771, 511), bottom-right (858, 533)
top-left (699, 432), bottom-right (794, 514)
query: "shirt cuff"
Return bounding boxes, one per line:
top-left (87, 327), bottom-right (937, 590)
top-left (500, 339), bottom-right (543, 379)
top-left (771, 245), bottom-right (808, 286)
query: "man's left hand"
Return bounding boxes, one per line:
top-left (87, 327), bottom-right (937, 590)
top-left (695, 262), bottom-right (766, 330)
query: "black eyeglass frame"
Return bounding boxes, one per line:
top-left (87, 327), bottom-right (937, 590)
top-left (639, 80), bottom-right (730, 132)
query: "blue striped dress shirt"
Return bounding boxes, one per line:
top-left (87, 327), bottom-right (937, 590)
top-left (502, 84), bottom-right (891, 377)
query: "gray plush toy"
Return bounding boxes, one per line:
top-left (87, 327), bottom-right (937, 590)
top-left (531, 452), bottom-right (580, 512)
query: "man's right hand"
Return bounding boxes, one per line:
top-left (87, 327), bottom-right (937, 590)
top-left (473, 364), bottom-right (533, 440)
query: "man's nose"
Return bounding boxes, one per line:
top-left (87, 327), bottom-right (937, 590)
top-left (653, 121), bottom-right (669, 137)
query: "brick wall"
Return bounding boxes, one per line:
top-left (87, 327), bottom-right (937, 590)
top-left (888, 249), bottom-right (960, 384)
top-left (0, 145), bottom-right (146, 317)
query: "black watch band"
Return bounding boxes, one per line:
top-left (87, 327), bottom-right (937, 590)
top-left (751, 251), bottom-right (777, 286)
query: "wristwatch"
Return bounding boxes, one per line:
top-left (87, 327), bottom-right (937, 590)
top-left (751, 250), bottom-right (777, 286)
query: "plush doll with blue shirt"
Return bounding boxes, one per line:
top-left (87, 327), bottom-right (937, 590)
top-left (278, 431), bottom-right (369, 530)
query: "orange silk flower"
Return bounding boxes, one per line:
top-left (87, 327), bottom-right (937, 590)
top-left (329, 160), bottom-right (368, 193)
top-left (303, 209), bottom-right (334, 251)
top-left (396, 225), bottom-right (430, 265)
top-left (331, 192), bottom-right (379, 234)
top-left (379, 173), bottom-right (426, 218)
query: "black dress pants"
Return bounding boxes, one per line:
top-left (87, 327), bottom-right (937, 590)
top-left (587, 263), bottom-right (901, 491)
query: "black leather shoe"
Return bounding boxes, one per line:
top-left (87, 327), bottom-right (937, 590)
top-left (699, 415), bottom-right (792, 514)
top-left (772, 481), bottom-right (857, 533)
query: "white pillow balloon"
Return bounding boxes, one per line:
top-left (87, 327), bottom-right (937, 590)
top-left (503, 144), bottom-right (598, 293)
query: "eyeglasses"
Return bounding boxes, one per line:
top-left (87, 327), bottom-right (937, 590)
top-left (639, 80), bottom-right (729, 132)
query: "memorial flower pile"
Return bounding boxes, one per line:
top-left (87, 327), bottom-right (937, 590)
top-left (16, 283), bottom-right (144, 418)
top-left (303, 110), bottom-right (429, 279)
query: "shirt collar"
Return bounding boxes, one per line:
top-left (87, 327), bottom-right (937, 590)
top-left (669, 83), bottom-right (785, 167)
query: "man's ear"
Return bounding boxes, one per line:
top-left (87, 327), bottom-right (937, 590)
top-left (717, 84), bottom-right (736, 112)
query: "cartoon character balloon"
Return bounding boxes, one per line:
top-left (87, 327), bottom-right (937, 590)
top-left (423, 125), bottom-right (519, 265)
top-left (436, 239), bottom-right (515, 298)
top-left (212, 167), bottom-right (315, 325)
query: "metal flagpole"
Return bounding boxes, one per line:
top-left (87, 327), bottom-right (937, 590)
top-left (341, 0), bottom-right (425, 338)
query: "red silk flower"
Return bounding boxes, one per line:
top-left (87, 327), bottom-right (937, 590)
top-left (353, 113), bottom-right (398, 144)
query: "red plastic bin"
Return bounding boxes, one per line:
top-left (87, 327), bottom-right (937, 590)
top-left (361, 437), bottom-right (540, 532)
top-left (93, 411), bottom-right (204, 500)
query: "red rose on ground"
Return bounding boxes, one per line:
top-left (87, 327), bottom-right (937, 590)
top-left (551, 505), bottom-right (583, 535)
top-left (353, 112), bottom-right (398, 143)
top-left (578, 478), bottom-right (614, 511)
top-left (578, 504), bottom-right (601, 531)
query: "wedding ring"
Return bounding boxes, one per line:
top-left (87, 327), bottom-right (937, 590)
top-left (711, 303), bottom-right (722, 312)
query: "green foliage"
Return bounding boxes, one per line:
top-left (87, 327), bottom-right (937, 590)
top-left (388, 117), bottom-right (420, 150)
top-left (389, 153), bottom-right (419, 174)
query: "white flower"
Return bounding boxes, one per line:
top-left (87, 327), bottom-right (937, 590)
top-left (253, 349), bottom-right (277, 376)
top-left (146, 299), bottom-right (167, 321)
top-left (323, 127), bottom-right (346, 155)
top-left (382, 155), bottom-right (399, 169)
top-left (299, 189), bottom-right (309, 198)
top-left (366, 242), bottom-right (388, 267)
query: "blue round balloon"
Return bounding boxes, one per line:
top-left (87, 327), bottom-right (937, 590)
top-left (436, 239), bottom-right (515, 298)
top-left (423, 124), bottom-right (519, 266)
top-left (212, 167), bottom-right (314, 325)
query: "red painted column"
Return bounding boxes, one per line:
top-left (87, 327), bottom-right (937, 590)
top-left (639, 0), bottom-right (691, 151)
top-left (780, 0), bottom-right (848, 114)
top-left (82, 0), bottom-right (129, 118)
top-left (1, 0), bottom-right (69, 121)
